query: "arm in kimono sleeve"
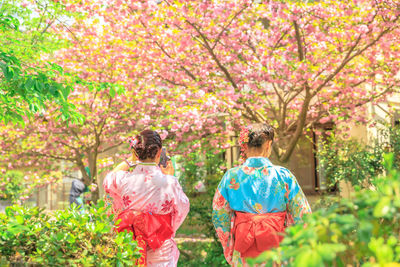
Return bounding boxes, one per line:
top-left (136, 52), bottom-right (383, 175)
top-left (286, 170), bottom-right (312, 224)
top-left (212, 176), bottom-right (234, 264)
top-left (170, 176), bottom-right (190, 233)
top-left (103, 170), bottom-right (126, 198)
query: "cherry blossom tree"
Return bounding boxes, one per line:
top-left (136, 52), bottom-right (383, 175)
top-left (4, 0), bottom-right (400, 202)
top-left (73, 0), bottom-right (400, 162)
top-left (0, 12), bottom-right (167, 200)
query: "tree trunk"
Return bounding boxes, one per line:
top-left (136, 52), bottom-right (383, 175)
top-left (76, 153), bottom-right (100, 203)
top-left (88, 152), bottom-right (99, 203)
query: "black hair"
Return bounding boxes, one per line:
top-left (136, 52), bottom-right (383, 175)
top-left (247, 123), bottom-right (274, 148)
top-left (133, 130), bottom-right (162, 160)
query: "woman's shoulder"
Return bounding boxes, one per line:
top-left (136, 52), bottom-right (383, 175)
top-left (150, 170), bottom-right (180, 186)
top-left (224, 166), bottom-right (241, 177)
top-left (105, 170), bottom-right (129, 181)
top-left (271, 165), bottom-right (296, 180)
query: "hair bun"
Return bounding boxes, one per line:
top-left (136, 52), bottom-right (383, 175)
top-left (132, 130), bottom-right (162, 160)
top-left (247, 123), bottom-right (274, 148)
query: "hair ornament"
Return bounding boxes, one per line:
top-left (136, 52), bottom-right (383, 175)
top-left (239, 126), bottom-right (252, 161)
top-left (239, 126), bottom-right (251, 145)
top-left (129, 136), bottom-right (139, 149)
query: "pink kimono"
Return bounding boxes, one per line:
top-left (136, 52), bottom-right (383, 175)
top-left (103, 163), bottom-right (190, 266)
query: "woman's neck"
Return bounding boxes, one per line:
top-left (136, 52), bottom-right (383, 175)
top-left (246, 150), bottom-right (267, 158)
top-left (141, 158), bottom-right (157, 163)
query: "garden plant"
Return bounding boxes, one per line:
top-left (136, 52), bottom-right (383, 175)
top-left (176, 150), bottom-right (229, 266)
top-left (318, 126), bottom-right (400, 190)
top-left (0, 200), bottom-right (140, 266)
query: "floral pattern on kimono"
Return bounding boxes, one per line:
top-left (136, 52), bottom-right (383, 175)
top-left (212, 157), bottom-right (311, 266)
top-left (104, 163), bottom-right (190, 267)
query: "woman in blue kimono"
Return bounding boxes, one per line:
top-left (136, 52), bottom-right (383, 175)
top-left (212, 123), bottom-right (311, 266)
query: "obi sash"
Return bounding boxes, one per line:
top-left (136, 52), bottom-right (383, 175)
top-left (233, 211), bottom-right (286, 259)
top-left (115, 210), bottom-right (174, 266)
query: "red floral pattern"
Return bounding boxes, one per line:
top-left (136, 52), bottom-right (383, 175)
top-left (216, 228), bottom-right (229, 247)
top-left (242, 166), bottom-right (255, 175)
top-left (261, 166), bottom-right (269, 176)
top-left (161, 199), bottom-right (174, 213)
top-left (229, 178), bottom-right (240, 190)
top-left (123, 195), bottom-right (131, 206)
top-left (213, 190), bottom-right (226, 209)
top-left (144, 203), bottom-right (158, 213)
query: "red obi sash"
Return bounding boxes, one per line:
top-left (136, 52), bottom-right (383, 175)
top-left (233, 211), bottom-right (286, 259)
top-left (115, 210), bottom-right (174, 266)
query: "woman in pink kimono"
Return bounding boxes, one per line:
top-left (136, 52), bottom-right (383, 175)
top-left (103, 130), bottom-right (190, 267)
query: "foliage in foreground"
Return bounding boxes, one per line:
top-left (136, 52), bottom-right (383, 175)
top-left (0, 200), bottom-right (140, 266)
top-left (249, 154), bottom-right (400, 267)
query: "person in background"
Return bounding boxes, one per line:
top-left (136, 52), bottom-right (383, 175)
top-left (69, 179), bottom-right (88, 211)
top-left (104, 130), bottom-right (190, 267)
top-left (212, 123), bottom-right (311, 266)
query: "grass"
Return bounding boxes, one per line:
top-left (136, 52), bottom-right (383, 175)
top-left (177, 238), bottom-right (229, 267)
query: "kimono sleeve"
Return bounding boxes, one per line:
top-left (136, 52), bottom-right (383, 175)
top-left (170, 176), bottom-right (190, 233)
top-left (212, 171), bottom-right (235, 264)
top-left (283, 169), bottom-right (312, 224)
top-left (103, 171), bottom-right (127, 202)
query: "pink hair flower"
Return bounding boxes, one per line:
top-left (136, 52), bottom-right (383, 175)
top-left (129, 136), bottom-right (139, 149)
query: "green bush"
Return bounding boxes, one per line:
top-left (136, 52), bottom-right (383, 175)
top-left (389, 126), bottom-right (400, 169)
top-left (0, 171), bottom-right (25, 202)
top-left (318, 126), bottom-right (400, 190)
top-left (318, 135), bottom-right (383, 189)
top-left (248, 153), bottom-right (400, 267)
top-left (176, 150), bottom-right (229, 266)
top-left (0, 200), bottom-right (141, 266)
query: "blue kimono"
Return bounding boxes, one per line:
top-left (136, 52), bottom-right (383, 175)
top-left (212, 157), bottom-right (311, 266)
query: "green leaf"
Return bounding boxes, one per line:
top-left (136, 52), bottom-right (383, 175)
top-left (66, 234), bottom-right (76, 244)
top-left (56, 232), bottom-right (65, 241)
top-left (373, 197), bottom-right (391, 217)
top-left (294, 250), bottom-right (323, 267)
top-left (25, 77), bottom-right (34, 90)
top-left (3, 66), bottom-right (13, 80)
top-left (15, 215), bottom-right (24, 224)
top-left (95, 223), bottom-right (106, 233)
top-left (109, 86), bottom-right (116, 98)
top-left (316, 243), bottom-right (346, 261)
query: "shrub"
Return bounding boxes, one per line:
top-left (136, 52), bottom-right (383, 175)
top-left (0, 200), bottom-right (141, 266)
top-left (177, 150), bottom-right (225, 239)
top-left (0, 170), bottom-right (63, 204)
top-left (176, 150), bottom-right (229, 266)
top-left (0, 171), bottom-right (26, 202)
top-left (317, 135), bottom-right (383, 189)
top-left (317, 126), bottom-right (400, 191)
top-left (388, 126), bottom-right (400, 169)
top-left (248, 153), bottom-right (400, 267)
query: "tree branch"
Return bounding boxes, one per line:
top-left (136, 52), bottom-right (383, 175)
top-left (29, 152), bottom-right (75, 162)
top-left (185, 20), bottom-right (238, 89)
top-left (293, 20), bottom-right (304, 61)
top-left (211, 5), bottom-right (249, 50)
top-left (99, 142), bottom-right (123, 153)
top-left (279, 86), bottom-right (312, 162)
top-left (314, 15), bottom-right (400, 94)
